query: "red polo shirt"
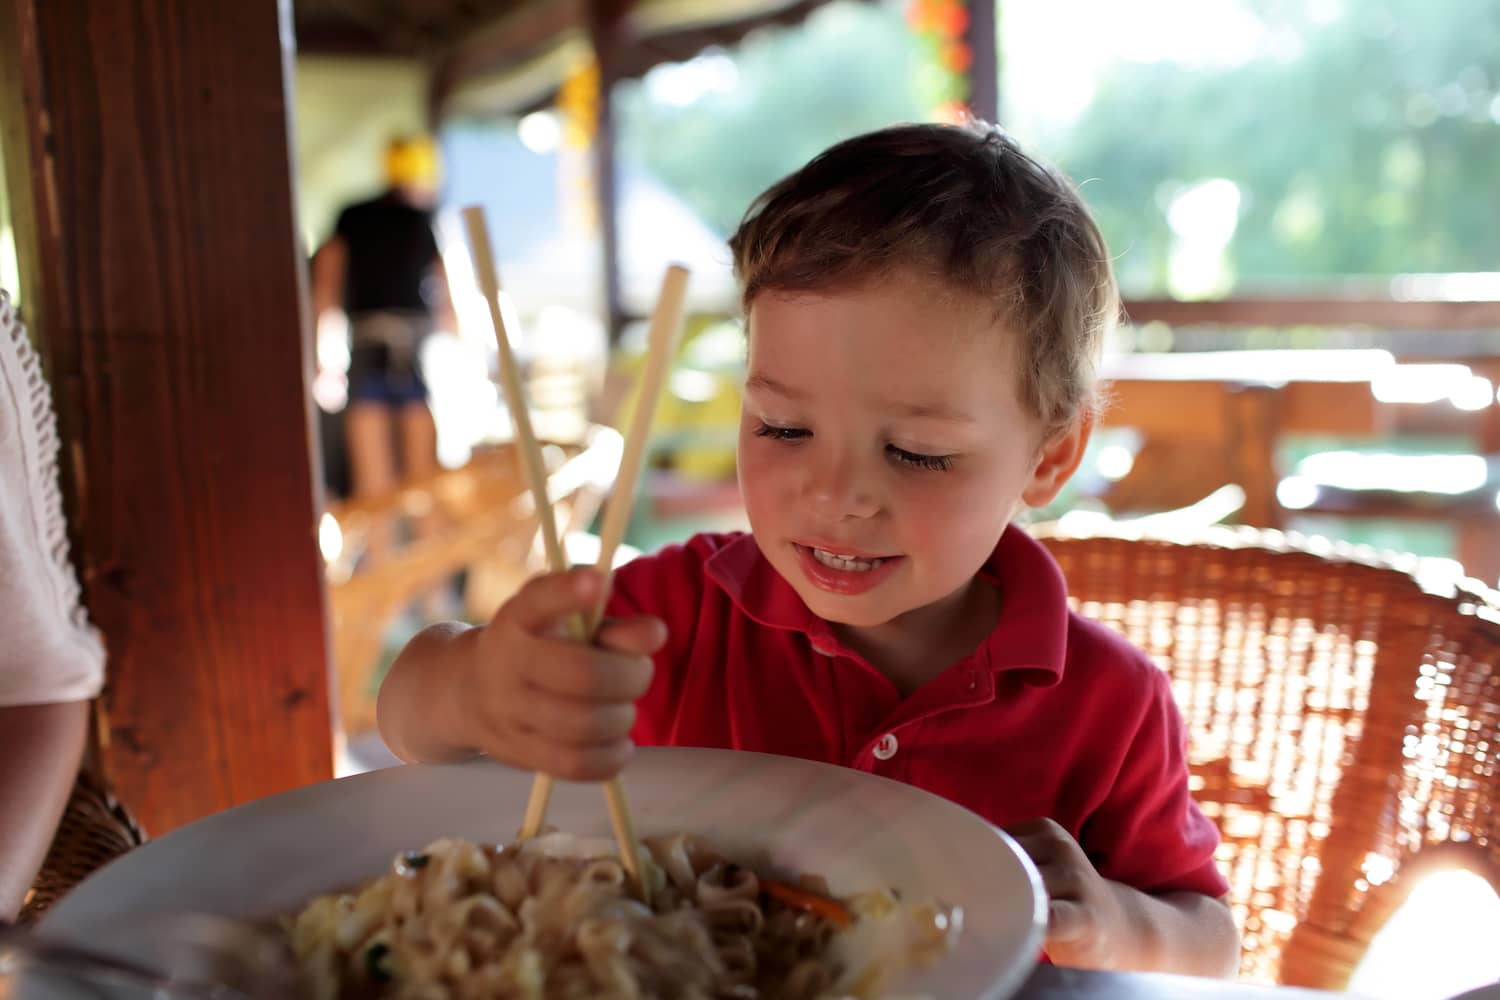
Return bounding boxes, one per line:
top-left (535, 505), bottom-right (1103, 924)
top-left (608, 525), bottom-right (1228, 899)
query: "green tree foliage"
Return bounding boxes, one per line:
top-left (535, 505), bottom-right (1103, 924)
top-left (620, 1), bottom-right (1498, 293)
top-left (1058, 0), bottom-right (1500, 294)
top-left (617, 2), bottom-right (930, 236)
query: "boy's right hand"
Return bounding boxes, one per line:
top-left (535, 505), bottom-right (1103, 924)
top-left (458, 567), bottom-right (667, 782)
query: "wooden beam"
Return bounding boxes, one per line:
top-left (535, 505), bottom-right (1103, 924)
top-left (590, 0), bottom-right (627, 343)
top-left (965, 0), bottom-right (998, 123)
top-left (432, 0), bottom-right (856, 119)
top-left (617, 0), bottom-right (843, 80)
top-left (1124, 297), bottom-right (1500, 331)
top-left (427, 0), bottom-right (586, 121)
top-left (1, 0), bottom-right (334, 834)
top-left (290, 20), bottom-right (404, 57)
top-left (0, 0), bottom-right (52, 328)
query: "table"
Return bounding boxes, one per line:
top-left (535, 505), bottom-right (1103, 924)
top-left (1097, 350), bottom-right (1500, 585)
top-left (1018, 965), bottom-right (1350, 998)
top-left (1098, 350), bottom-right (1390, 526)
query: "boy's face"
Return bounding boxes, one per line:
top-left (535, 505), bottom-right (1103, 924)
top-left (737, 274), bottom-right (1086, 629)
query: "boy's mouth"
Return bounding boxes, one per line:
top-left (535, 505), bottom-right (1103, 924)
top-left (792, 543), bottom-right (903, 595)
top-left (808, 546), bottom-right (887, 573)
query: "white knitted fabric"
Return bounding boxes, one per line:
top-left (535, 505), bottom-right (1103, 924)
top-left (0, 289), bottom-right (105, 706)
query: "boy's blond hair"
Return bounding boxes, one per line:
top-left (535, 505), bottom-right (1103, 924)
top-left (729, 121), bottom-right (1118, 434)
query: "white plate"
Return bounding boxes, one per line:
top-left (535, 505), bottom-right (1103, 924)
top-left (42, 747), bottom-right (1045, 998)
top-left (1451, 987), bottom-right (1500, 1000)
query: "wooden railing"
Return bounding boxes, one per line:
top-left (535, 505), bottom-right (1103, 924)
top-left (323, 427), bottom-right (622, 735)
top-left (1101, 296), bottom-right (1500, 586)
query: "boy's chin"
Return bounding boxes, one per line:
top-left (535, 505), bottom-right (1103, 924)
top-left (797, 590), bottom-right (902, 629)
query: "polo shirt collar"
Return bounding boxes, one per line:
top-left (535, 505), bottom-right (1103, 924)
top-left (703, 525), bottom-right (1068, 683)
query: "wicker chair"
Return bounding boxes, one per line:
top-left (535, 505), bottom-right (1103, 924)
top-left (18, 766), bottom-right (146, 924)
top-left (1032, 524), bottom-right (1500, 987)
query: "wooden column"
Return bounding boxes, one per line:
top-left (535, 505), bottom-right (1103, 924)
top-left (1225, 385), bottom-right (1283, 530)
top-left (589, 0), bottom-right (627, 343)
top-left (0, 0), bottom-right (334, 833)
top-left (965, 0), bottom-right (1000, 123)
top-left (1460, 356), bottom-right (1500, 587)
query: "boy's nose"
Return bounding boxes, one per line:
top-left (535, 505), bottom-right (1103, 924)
top-left (803, 453), bottom-right (880, 519)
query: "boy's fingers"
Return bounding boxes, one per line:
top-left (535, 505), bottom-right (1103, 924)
top-left (1006, 833), bottom-right (1058, 866)
top-left (484, 733), bottom-right (631, 783)
top-left (1006, 818), bottom-right (1085, 872)
top-left (1047, 899), bottom-right (1089, 943)
top-left (511, 692), bottom-right (637, 745)
top-left (529, 736), bottom-right (635, 783)
top-left (497, 568), bottom-right (601, 633)
top-left (593, 615), bottom-right (668, 656)
top-left (1005, 817), bottom-right (1064, 841)
top-left (522, 647), bottom-right (654, 702)
top-left (1035, 859), bottom-right (1084, 902)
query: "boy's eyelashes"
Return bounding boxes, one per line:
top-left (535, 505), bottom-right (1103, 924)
top-left (889, 446), bottom-right (954, 472)
top-left (753, 421), bottom-right (809, 442)
top-left (752, 422), bottom-right (954, 472)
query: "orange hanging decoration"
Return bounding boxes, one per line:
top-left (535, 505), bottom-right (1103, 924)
top-left (907, 0), bottom-right (972, 120)
top-left (938, 3), bottom-right (970, 36)
top-left (943, 40), bottom-right (973, 74)
top-left (558, 58), bottom-right (601, 150)
top-left (557, 57), bottom-right (602, 233)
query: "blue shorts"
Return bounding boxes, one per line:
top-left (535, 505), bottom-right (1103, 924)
top-left (347, 313), bottom-right (431, 407)
top-left (347, 364), bottom-right (429, 407)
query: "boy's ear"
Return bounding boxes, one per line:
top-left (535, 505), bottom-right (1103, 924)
top-left (1021, 411), bottom-right (1095, 509)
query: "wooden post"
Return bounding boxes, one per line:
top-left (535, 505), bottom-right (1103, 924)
top-left (1226, 385), bottom-right (1284, 530)
top-left (965, 0), bottom-right (1000, 123)
top-left (589, 0), bottom-right (627, 343)
top-left (1460, 356), bottom-right (1500, 588)
top-left (0, 0), bottom-right (334, 833)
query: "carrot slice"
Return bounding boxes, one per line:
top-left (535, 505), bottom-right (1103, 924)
top-left (760, 878), bottom-right (853, 929)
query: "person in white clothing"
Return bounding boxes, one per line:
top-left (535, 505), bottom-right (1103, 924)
top-left (0, 290), bottom-right (106, 923)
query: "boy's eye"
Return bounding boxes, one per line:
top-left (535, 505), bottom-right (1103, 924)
top-left (754, 422), bottom-right (809, 442)
top-left (888, 445), bottom-right (953, 472)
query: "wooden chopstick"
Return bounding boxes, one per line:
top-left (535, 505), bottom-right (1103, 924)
top-left (512, 265), bottom-right (689, 845)
top-left (460, 205), bottom-right (660, 897)
top-left (458, 211), bottom-right (580, 632)
top-left (583, 264), bottom-right (690, 633)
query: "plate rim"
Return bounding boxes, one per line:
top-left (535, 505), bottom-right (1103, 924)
top-left (43, 747), bottom-right (1047, 998)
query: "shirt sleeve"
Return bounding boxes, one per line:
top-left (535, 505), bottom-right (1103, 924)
top-left (0, 296), bottom-right (106, 707)
top-left (1080, 667), bottom-right (1230, 899)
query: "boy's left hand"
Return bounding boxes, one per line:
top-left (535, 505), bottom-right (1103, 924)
top-left (1005, 817), bottom-right (1128, 969)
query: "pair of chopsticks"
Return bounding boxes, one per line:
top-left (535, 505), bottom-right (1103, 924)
top-left (460, 206), bottom-right (688, 900)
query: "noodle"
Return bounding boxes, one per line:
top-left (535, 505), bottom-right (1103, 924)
top-left (284, 832), bottom-right (958, 999)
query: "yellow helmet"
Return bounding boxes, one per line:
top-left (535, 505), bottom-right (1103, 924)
top-left (383, 135), bottom-right (440, 189)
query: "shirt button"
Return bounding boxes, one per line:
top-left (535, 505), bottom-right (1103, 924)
top-left (873, 733), bottom-right (899, 761)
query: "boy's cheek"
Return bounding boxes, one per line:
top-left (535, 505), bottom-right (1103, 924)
top-left (735, 450), bottom-right (790, 503)
top-left (899, 470), bottom-right (995, 521)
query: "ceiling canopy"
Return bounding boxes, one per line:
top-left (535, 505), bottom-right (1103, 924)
top-left (293, 0), bottom-right (854, 118)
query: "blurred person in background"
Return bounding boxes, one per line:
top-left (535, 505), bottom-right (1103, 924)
top-left (311, 136), bottom-right (458, 520)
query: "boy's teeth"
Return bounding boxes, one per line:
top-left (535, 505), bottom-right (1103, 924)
top-left (812, 547), bottom-right (884, 572)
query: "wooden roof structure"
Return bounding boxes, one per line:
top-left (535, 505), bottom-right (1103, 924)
top-left (293, 0), bottom-right (858, 120)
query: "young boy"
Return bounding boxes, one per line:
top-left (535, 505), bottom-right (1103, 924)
top-left (378, 122), bottom-right (1240, 977)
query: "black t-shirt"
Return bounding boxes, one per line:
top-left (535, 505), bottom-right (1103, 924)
top-left (333, 192), bottom-right (440, 315)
